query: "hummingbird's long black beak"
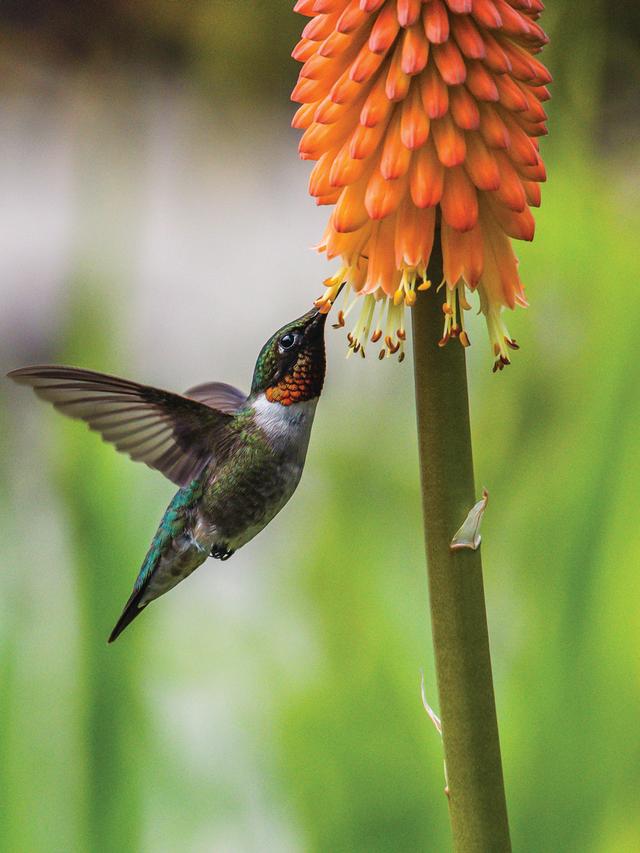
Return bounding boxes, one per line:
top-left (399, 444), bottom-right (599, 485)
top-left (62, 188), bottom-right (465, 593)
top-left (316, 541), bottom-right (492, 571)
top-left (304, 281), bottom-right (345, 335)
top-left (301, 305), bottom-right (328, 340)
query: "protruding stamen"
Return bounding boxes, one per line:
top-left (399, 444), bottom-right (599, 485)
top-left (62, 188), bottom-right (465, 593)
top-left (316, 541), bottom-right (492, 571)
top-left (320, 255), bottom-right (524, 371)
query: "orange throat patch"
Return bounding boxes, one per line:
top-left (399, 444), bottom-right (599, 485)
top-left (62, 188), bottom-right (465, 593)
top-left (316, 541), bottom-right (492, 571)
top-left (265, 352), bottom-right (323, 406)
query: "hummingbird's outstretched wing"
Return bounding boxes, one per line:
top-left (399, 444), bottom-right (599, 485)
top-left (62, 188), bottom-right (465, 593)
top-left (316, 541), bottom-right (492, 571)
top-left (184, 381), bottom-right (247, 413)
top-left (8, 365), bottom-right (246, 487)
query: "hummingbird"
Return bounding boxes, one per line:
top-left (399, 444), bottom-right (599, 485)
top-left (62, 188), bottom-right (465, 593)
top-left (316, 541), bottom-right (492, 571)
top-left (8, 306), bottom-right (328, 642)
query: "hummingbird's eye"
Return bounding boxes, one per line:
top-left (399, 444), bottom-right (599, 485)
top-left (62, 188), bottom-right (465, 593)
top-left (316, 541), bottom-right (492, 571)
top-left (279, 333), bottom-right (296, 351)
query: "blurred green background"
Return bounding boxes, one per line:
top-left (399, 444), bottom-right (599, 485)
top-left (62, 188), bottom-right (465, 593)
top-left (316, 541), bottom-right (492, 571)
top-left (1, 2), bottom-right (639, 851)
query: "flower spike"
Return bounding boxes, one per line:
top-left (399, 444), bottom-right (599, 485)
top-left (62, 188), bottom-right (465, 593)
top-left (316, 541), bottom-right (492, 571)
top-left (292, 0), bottom-right (550, 368)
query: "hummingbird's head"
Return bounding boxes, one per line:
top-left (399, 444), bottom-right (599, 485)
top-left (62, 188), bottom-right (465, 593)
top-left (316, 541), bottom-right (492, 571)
top-left (250, 307), bottom-right (327, 405)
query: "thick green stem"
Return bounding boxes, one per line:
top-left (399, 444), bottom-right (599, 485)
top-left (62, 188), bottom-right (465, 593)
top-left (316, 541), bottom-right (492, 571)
top-left (412, 246), bottom-right (511, 852)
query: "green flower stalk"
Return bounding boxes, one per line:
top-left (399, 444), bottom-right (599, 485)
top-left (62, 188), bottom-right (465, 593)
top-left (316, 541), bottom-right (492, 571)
top-left (412, 239), bottom-right (510, 850)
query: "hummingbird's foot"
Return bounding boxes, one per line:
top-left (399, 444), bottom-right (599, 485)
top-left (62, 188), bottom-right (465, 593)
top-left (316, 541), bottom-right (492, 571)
top-left (210, 544), bottom-right (234, 561)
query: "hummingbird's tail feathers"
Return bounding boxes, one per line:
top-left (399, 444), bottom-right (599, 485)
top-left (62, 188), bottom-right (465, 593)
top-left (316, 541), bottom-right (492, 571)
top-left (109, 522), bottom-right (167, 643)
top-left (108, 483), bottom-right (211, 643)
top-left (7, 365), bottom-right (234, 488)
top-left (108, 587), bottom-right (148, 643)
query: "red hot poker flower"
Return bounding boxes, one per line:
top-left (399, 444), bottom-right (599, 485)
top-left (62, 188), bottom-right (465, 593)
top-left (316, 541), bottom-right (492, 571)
top-left (291, 0), bottom-right (550, 369)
